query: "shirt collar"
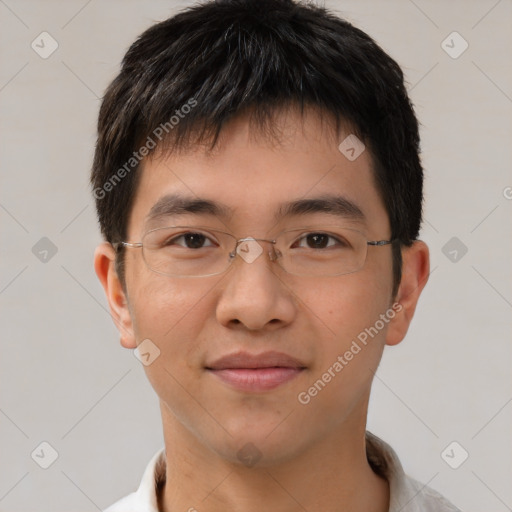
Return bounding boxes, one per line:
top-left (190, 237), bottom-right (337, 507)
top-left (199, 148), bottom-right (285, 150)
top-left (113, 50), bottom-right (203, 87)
top-left (132, 447), bottom-right (166, 512)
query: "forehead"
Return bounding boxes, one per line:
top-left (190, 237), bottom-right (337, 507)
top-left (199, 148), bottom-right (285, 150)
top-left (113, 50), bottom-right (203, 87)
top-left (128, 108), bottom-right (389, 236)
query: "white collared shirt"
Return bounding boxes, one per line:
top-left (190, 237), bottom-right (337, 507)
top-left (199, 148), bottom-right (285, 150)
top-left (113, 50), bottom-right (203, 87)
top-left (103, 432), bottom-right (460, 512)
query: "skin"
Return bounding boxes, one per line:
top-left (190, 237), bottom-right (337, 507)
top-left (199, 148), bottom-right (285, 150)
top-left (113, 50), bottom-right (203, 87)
top-left (95, 107), bottom-right (429, 512)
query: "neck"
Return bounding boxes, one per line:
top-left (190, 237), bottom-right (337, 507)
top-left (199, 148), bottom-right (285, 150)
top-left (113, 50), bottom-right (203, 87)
top-left (158, 401), bottom-right (389, 512)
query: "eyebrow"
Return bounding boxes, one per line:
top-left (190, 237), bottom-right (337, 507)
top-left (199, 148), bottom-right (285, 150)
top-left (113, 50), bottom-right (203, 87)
top-left (145, 194), bottom-right (234, 225)
top-left (276, 195), bottom-right (365, 223)
top-left (145, 193), bottom-right (365, 226)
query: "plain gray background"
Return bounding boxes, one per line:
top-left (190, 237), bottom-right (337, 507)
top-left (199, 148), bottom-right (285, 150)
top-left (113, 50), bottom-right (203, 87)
top-left (1, 0), bottom-right (511, 510)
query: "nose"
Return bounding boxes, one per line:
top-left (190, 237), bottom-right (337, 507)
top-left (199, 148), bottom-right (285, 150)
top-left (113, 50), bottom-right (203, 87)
top-left (216, 238), bottom-right (296, 331)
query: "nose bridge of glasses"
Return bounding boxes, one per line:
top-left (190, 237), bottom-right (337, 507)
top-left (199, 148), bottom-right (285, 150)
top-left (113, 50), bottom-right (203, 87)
top-left (230, 236), bottom-right (278, 265)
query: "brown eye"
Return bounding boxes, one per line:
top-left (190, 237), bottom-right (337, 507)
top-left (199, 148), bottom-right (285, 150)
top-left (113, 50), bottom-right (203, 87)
top-left (305, 233), bottom-right (330, 248)
top-left (295, 232), bottom-right (341, 249)
top-left (165, 232), bottom-right (214, 249)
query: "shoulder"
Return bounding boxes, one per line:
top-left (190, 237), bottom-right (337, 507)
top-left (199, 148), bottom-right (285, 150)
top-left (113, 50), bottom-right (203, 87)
top-left (400, 474), bottom-right (461, 512)
top-left (365, 432), bottom-right (461, 512)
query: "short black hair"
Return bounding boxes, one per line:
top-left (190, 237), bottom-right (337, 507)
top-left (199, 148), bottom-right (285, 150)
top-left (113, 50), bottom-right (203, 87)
top-left (91, 0), bottom-right (423, 297)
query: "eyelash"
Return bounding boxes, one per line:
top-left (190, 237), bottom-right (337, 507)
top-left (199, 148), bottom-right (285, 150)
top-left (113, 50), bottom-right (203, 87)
top-left (293, 233), bottom-right (347, 249)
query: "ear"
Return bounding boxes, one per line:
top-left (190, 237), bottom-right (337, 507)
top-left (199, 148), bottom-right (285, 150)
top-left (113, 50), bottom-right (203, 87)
top-left (94, 242), bottom-right (137, 349)
top-left (385, 240), bottom-right (430, 347)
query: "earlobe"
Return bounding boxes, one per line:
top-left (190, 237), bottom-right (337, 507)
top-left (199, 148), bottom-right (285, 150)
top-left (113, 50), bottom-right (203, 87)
top-left (94, 242), bottom-right (137, 349)
top-left (385, 241), bottom-right (430, 347)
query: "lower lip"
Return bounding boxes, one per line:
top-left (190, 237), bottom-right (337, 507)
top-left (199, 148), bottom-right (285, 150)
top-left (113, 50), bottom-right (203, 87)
top-left (208, 367), bottom-right (303, 392)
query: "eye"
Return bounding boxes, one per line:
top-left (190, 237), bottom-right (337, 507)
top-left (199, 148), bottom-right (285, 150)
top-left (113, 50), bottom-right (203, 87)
top-left (165, 232), bottom-right (215, 249)
top-left (293, 232), bottom-right (346, 249)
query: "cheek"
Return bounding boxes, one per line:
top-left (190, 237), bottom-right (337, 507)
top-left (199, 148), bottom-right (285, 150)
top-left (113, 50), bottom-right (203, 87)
top-left (128, 268), bottom-right (210, 334)
top-left (296, 272), bottom-right (392, 392)
top-left (132, 282), bottom-right (186, 336)
top-left (293, 279), bottom-right (391, 431)
top-left (128, 277), bottom-right (214, 409)
top-left (298, 268), bottom-right (391, 341)
top-left (127, 274), bottom-right (216, 378)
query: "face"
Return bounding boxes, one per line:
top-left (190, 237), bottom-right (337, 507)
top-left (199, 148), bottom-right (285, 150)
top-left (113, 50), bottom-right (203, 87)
top-left (96, 107), bottom-right (428, 467)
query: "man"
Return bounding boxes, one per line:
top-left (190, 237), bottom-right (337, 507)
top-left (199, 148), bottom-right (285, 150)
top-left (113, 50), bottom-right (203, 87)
top-left (92, 0), bottom-right (460, 510)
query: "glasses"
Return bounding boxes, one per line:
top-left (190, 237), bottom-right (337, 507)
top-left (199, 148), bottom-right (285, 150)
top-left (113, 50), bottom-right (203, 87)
top-left (114, 225), bottom-right (393, 278)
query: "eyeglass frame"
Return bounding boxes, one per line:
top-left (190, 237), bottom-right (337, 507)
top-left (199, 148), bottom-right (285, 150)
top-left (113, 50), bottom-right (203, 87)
top-left (112, 225), bottom-right (395, 278)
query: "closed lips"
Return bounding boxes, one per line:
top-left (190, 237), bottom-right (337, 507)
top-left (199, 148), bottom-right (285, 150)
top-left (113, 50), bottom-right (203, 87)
top-left (205, 351), bottom-right (306, 370)
top-left (205, 351), bottom-right (307, 392)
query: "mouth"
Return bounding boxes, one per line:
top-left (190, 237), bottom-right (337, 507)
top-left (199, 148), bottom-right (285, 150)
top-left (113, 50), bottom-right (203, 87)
top-left (205, 351), bottom-right (307, 392)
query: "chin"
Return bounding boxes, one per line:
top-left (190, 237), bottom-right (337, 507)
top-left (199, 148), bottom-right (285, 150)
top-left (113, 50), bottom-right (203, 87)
top-left (207, 423), bottom-right (307, 469)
